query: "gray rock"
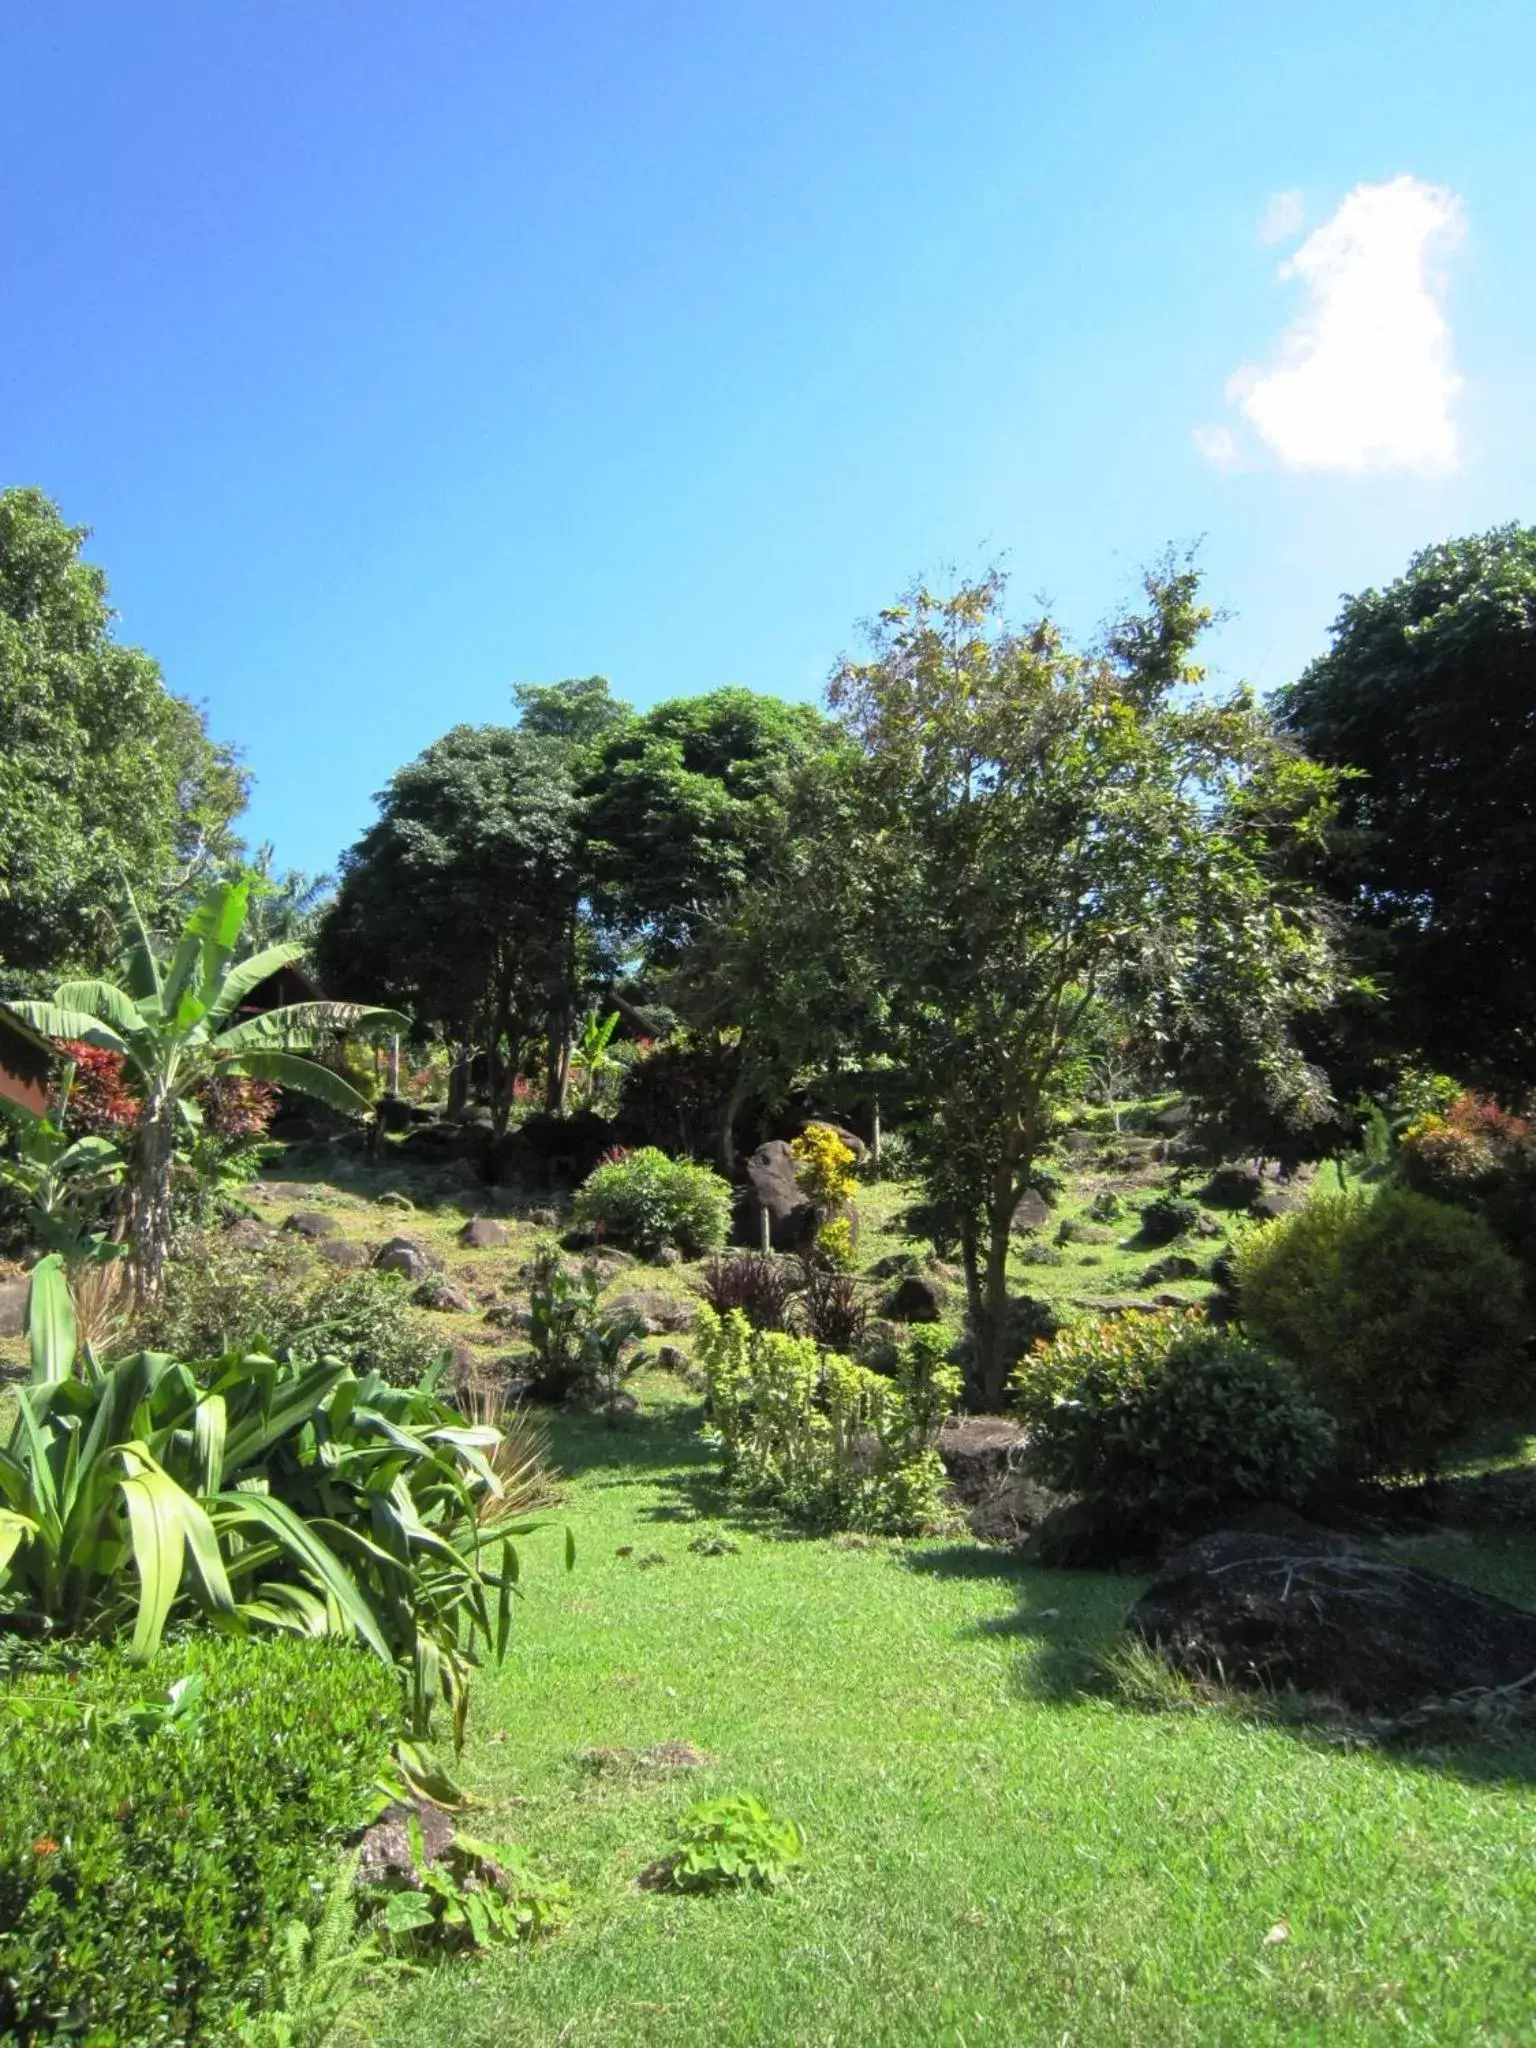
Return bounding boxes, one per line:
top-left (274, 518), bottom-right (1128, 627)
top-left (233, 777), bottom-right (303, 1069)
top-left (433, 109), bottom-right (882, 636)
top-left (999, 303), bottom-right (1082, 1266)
top-left (317, 1238), bottom-right (368, 1268)
top-left (1252, 1189), bottom-right (1302, 1222)
top-left (284, 1210), bottom-right (340, 1240)
top-left (1010, 1189), bottom-right (1052, 1234)
top-left (0, 1277), bottom-right (29, 1338)
top-left (866, 1251), bottom-right (921, 1281)
top-left (606, 1289), bottom-right (696, 1337)
top-left (458, 1217), bottom-right (510, 1250)
top-left (740, 1139), bottom-right (819, 1253)
top-left (413, 1277), bottom-right (476, 1314)
top-left (654, 1244), bottom-right (683, 1268)
top-left (529, 1206), bottom-right (559, 1229)
top-left (223, 1217), bottom-right (275, 1253)
top-left (1139, 1254), bottom-right (1200, 1288)
top-left (373, 1236), bottom-right (435, 1282)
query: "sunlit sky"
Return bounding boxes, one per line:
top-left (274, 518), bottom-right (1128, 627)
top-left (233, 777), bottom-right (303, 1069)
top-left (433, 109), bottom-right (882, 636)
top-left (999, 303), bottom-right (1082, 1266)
top-left (2, 2), bottom-right (1532, 876)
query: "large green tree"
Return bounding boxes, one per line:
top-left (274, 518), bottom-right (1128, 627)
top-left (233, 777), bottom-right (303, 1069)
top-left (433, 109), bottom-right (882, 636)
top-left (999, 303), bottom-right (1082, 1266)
top-left (1278, 524), bottom-right (1536, 1098)
top-left (316, 724), bottom-right (588, 1125)
top-left (0, 488), bottom-right (246, 993)
top-left (748, 567), bottom-right (1342, 1406)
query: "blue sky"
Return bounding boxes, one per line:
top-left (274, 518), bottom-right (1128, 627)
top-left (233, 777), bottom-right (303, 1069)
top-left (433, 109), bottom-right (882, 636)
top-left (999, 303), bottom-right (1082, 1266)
top-left (3, 1), bottom-right (1532, 878)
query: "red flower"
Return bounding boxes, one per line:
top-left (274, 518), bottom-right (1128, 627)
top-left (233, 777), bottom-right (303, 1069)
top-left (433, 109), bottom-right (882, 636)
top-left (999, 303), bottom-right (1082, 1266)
top-left (60, 1043), bottom-right (140, 1134)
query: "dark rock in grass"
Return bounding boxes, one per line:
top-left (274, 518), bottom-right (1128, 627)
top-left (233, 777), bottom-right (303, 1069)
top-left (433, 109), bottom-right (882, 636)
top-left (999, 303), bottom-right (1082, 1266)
top-left (458, 1216), bottom-right (510, 1250)
top-left (284, 1210), bottom-right (340, 1240)
top-left (316, 1238), bottom-right (368, 1269)
top-left (1128, 1530), bottom-right (1536, 1711)
top-left (373, 1236), bottom-right (437, 1282)
top-left (884, 1274), bottom-right (945, 1324)
top-left (413, 1276), bottom-right (476, 1314)
top-left (937, 1416), bottom-right (1032, 1503)
top-left (855, 1318), bottom-right (904, 1373)
top-left (356, 1798), bottom-right (459, 1885)
top-left (0, 1277), bottom-right (28, 1338)
top-left (1200, 1163), bottom-right (1265, 1210)
top-left (866, 1251), bottom-right (921, 1281)
top-left (1025, 1498), bottom-right (1149, 1568)
top-left (1010, 1188), bottom-right (1052, 1235)
top-left (223, 1216), bottom-right (275, 1253)
top-left (1251, 1189), bottom-right (1302, 1223)
top-left (607, 1289), bottom-right (696, 1336)
top-left (483, 1300), bottom-right (529, 1331)
top-left (1139, 1254), bottom-right (1200, 1288)
top-left (739, 1139), bottom-right (819, 1253)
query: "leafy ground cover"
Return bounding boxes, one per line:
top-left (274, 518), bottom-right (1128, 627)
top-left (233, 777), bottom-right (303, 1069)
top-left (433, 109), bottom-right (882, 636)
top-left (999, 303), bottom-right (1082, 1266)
top-left (370, 1378), bottom-right (1536, 2048)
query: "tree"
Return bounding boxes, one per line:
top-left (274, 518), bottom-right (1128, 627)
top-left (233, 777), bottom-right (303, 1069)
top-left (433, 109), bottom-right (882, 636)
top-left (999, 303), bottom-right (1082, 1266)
top-left (241, 843), bottom-right (334, 954)
top-left (316, 725), bottom-right (587, 1125)
top-left (771, 567), bottom-right (1341, 1405)
top-left (582, 688), bottom-right (832, 969)
top-left (16, 879), bottom-right (401, 1296)
top-left (1277, 524), bottom-right (1536, 1099)
top-left (512, 674), bottom-right (630, 751)
top-left (0, 488), bottom-right (246, 994)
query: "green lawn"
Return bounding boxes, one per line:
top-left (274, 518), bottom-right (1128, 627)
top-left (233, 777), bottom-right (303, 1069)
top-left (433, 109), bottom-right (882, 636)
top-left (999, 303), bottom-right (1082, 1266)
top-left (375, 1377), bottom-right (1536, 2048)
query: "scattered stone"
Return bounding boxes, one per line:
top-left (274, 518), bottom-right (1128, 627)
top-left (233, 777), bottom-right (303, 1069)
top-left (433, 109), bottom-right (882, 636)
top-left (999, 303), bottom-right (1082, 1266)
top-left (1139, 1254), bottom-right (1200, 1288)
top-left (317, 1238), bottom-right (368, 1269)
top-left (606, 1289), bottom-right (696, 1337)
top-left (373, 1236), bottom-right (437, 1282)
top-left (483, 1300), bottom-right (529, 1331)
top-left (223, 1216), bottom-right (274, 1253)
top-left (1128, 1530), bottom-right (1536, 1712)
top-left (458, 1217), bottom-right (510, 1250)
top-left (529, 1206), bottom-right (559, 1229)
top-left (884, 1274), bottom-right (944, 1324)
top-left (413, 1277), bottom-right (476, 1314)
top-left (1010, 1188), bottom-right (1052, 1234)
top-left (654, 1244), bottom-right (683, 1267)
top-left (655, 1343), bottom-right (688, 1370)
top-left (284, 1210), bottom-right (340, 1240)
top-left (0, 1277), bottom-right (28, 1338)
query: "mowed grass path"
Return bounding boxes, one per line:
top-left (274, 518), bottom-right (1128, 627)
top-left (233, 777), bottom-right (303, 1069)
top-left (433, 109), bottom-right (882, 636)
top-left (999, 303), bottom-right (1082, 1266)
top-left (377, 1379), bottom-right (1536, 2048)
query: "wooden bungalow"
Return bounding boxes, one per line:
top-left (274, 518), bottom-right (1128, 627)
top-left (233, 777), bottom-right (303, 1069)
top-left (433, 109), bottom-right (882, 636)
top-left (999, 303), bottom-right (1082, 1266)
top-left (0, 1003), bottom-right (54, 1118)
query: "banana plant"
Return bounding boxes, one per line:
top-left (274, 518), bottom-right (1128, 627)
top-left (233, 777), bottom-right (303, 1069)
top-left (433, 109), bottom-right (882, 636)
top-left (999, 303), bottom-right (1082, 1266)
top-left (569, 1009), bottom-right (622, 1111)
top-left (13, 877), bottom-right (406, 1297)
top-left (0, 1259), bottom-right (565, 1741)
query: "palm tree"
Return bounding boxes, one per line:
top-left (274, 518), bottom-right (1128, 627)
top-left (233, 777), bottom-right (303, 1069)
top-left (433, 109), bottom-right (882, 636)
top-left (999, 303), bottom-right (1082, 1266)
top-left (15, 879), bottom-right (404, 1297)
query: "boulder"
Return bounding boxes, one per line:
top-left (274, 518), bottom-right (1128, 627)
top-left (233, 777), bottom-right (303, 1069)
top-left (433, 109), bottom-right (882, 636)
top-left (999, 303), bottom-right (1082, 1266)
top-left (1025, 1499), bottom-right (1147, 1568)
top-left (0, 1277), bottom-right (29, 1339)
top-left (739, 1139), bottom-right (818, 1253)
top-left (1010, 1189), bottom-right (1052, 1235)
top-left (317, 1238), bottom-right (368, 1269)
top-left (1139, 1254), bottom-right (1200, 1288)
top-left (458, 1217), bottom-right (510, 1250)
top-left (413, 1277), bottom-right (476, 1314)
top-left (606, 1289), bottom-right (697, 1337)
top-left (884, 1274), bottom-right (944, 1324)
top-left (1252, 1189), bottom-right (1302, 1223)
top-left (1200, 1163), bottom-right (1265, 1211)
top-left (373, 1236), bottom-right (436, 1282)
top-left (1148, 1102), bottom-right (1192, 1135)
top-left (1127, 1531), bottom-right (1536, 1711)
top-left (866, 1252), bottom-right (921, 1281)
top-left (223, 1217), bottom-right (275, 1253)
top-left (356, 1798), bottom-right (458, 1885)
top-left (936, 1416), bottom-right (1032, 1504)
top-left (284, 1210), bottom-right (340, 1240)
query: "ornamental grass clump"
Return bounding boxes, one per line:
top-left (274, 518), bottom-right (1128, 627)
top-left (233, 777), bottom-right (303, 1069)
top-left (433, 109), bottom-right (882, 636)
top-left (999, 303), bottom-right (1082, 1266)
top-left (695, 1306), bottom-right (959, 1533)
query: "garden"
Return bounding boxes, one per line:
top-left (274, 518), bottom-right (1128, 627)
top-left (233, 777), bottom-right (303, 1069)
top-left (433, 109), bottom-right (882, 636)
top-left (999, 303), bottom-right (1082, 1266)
top-left (2, 494), bottom-right (1536, 2044)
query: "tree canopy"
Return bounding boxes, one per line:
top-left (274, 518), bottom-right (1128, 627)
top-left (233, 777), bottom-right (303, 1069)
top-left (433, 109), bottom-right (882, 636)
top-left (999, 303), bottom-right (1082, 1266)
top-left (0, 488), bottom-right (246, 995)
top-left (1278, 523), bottom-right (1536, 1098)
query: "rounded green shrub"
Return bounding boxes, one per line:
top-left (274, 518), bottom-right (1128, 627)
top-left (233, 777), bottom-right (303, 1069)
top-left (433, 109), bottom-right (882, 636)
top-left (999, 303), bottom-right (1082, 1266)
top-left (1012, 1312), bottom-right (1333, 1531)
top-left (572, 1146), bottom-right (732, 1258)
top-left (1139, 1193), bottom-right (1201, 1245)
top-left (0, 1634), bottom-right (395, 2046)
top-left (1231, 1187), bottom-right (1530, 1477)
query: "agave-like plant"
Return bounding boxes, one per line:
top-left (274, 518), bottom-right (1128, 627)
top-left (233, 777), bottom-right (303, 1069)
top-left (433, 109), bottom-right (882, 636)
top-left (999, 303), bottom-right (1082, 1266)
top-left (0, 1259), bottom-right (564, 1742)
top-left (12, 876), bottom-right (405, 1296)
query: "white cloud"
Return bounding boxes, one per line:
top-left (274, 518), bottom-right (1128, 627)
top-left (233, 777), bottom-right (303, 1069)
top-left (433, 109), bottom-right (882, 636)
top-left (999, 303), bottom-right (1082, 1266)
top-left (1258, 188), bottom-right (1306, 245)
top-left (1204, 175), bottom-right (1465, 476)
top-left (1192, 423), bottom-right (1241, 470)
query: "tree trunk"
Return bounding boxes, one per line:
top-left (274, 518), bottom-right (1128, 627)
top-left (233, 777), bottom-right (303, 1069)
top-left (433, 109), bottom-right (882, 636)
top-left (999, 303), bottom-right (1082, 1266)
top-left (126, 1097), bottom-right (178, 1302)
top-left (960, 1166), bottom-right (1027, 1409)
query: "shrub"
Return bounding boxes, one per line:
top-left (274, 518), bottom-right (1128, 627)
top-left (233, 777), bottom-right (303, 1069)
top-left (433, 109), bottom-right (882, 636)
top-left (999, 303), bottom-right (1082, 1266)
top-left (652, 1795), bottom-right (805, 1894)
top-left (790, 1123), bottom-right (857, 1207)
top-left (701, 1251), bottom-right (800, 1330)
top-left (523, 1246), bottom-right (643, 1405)
top-left (1012, 1311), bottom-right (1333, 1531)
top-left (695, 1307), bottom-right (959, 1533)
top-left (1231, 1187), bottom-right (1530, 1477)
top-left (141, 1231), bottom-right (446, 1388)
top-left (1139, 1193), bottom-right (1201, 1245)
top-left (790, 1260), bottom-right (870, 1351)
top-left (4, 1261), bottom-right (550, 1739)
top-left (1088, 1191), bottom-right (1124, 1223)
top-left (572, 1146), bottom-right (732, 1258)
top-left (0, 1633), bottom-right (395, 2047)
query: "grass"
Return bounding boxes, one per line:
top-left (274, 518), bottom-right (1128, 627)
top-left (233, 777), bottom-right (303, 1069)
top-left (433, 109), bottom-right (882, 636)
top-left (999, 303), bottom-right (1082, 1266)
top-left (368, 1375), bottom-right (1536, 2048)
